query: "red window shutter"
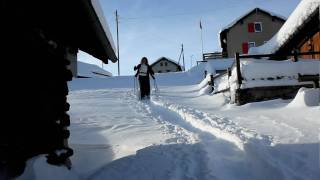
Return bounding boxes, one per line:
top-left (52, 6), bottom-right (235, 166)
top-left (242, 42), bottom-right (249, 54)
top-left (248, 23), bottom-right (254, 32)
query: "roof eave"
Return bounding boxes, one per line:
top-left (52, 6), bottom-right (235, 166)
top-left (80, 0), bottom-right (118, 63)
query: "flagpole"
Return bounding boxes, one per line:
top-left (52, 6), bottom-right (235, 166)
top-left (116, 10), bottom-right (120, 76)
top-left (200, 20), bottom-right (204, 60)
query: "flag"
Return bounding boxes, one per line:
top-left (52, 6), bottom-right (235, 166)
top-left (200, 20), bottom-right (202, 29)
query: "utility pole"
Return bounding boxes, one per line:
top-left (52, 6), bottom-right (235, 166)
top-left (182, 44), bottom-right (185, 71)
top-left (116, 10), bottom-right (120, 76)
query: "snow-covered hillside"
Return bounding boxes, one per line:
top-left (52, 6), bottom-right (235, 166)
top-left (17, 61), bottom-right (320, 180)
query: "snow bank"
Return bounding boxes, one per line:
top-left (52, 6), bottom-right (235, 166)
top-left (78, 61), bottom-right (112, 78)
top-left (250, 0), bottom-right (320, 54)
top-left (189, 58), bottom-right (234, 76)
top-left (211, 58), bottom-right (319, 102)
top-left (241, 59), bottom-right (320, 79)
top-left (69, 76), bottom-right (134, 90)
top-left (17, 156), bottom-right (79, 180)
top-left (194, 59), bottom-right (234, 95)
top-left (198, 74), bottom-right (212, 89)
top-left (199, 85), bottom-right (212, 96)
top-left (214, 74), bottom-right (230, 92)
top-left (240, 59), bottom-right (320, 89)
top-left (288, 88), bottom-right (320, 107)
top-left (70, 59), bottom-right (234, 91)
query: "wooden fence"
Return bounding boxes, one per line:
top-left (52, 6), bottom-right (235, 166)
top-left (206, 51), bottom-right (320, 105)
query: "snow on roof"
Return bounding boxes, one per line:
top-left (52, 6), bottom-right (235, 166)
top-left (220, 7), bottom-right (286, 33)
top-left (91, 0), bottom-right (117, 55)
top-left (151, 57), bottom-right (182, 67)
top-left (78, 61), bottom-right (113, 78)
top-left (249, 0), bottom-right (320, 55)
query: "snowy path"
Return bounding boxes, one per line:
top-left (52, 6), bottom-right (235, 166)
top-left (63, 76), bottom-right (319, 180)
top-left (68, 89), bottom-right (212, 180)
top-left (152, 86), bottom-right (320, 180)
top-left (67, 88), bottom-right (320, 180)
top-left (148, 95), bottom-right (287, 180)
top-left (68, 89), bottom-right (174, 179)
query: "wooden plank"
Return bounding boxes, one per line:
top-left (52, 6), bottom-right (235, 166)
top-left (235, 52), bottom-right (242, 86)
top-left (239, 51), bottom-right (320, 59)
top-left (300, 32), bottom-right (320, 59)
top-left (236, 84), bottom-right (314, 105)
top-left (213, 88), bottom-right (230, 95)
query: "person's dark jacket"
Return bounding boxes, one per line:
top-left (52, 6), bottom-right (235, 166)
top-left (134, 64), bottom-right (155, 79)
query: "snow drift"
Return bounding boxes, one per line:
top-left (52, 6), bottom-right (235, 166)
top-left (288, 87), bottom-right (320, 107)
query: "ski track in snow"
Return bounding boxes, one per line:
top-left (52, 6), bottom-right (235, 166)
top-left (151, 94), bottom-right (274, 149)
top-left (144, 93), bottom-right (318, 180)
top-left (67, 89), bottom-right (319, 180)
top-left (125, 91), bottom-right (286, 180)
top-left (121, 91), bottom-right (213, 180)
top-left (89, 90), bottom-right (212, 180)
top-left (123, 91), bottom-right (199, 145)
top-left (271, 119), bottom-right (304, 143)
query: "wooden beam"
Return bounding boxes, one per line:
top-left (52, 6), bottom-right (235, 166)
top-left (235, 52), bottom-right (242, 87)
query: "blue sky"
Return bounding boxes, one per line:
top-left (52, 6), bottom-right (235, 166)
top-left (79, 0), bottom-right (301, 76)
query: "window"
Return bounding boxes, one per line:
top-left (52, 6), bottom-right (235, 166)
top-left (254, 22), bottom-right (262, 32)
top-left (165, 62), bottom-right (168, 66)
top-left (248, 42), bottom-right (255, 48)
top-left (160, 62), bottom-right (163, 66)
top-left (248, 22), bottom-right (262, 33)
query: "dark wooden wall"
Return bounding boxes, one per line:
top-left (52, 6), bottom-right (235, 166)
top-left (300, 32), bottom-right (320, 59)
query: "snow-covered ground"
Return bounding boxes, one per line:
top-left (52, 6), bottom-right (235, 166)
top-left (17, 59), bottom-right (319, 179)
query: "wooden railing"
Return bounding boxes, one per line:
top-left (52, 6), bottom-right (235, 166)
top-left (203, 52), bottom-right (228, 60)
top-left (235, 51), bottom-right (320, 88)
top-left (203, 51), bottom-right (320, 105)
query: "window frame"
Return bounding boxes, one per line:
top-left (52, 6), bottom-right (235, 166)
top-left (248, 42), bottom-right (256, 48)
top-left (254, 22), bottom-right (263, 33)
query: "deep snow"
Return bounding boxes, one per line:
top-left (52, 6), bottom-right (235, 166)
top-left (17, 61), bottom-right (319, 180)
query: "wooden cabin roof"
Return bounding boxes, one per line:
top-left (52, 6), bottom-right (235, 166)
top-left (7, 0), bottom-right (117, 63)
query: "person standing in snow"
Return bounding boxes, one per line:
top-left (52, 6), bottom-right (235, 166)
top-left (134, 57), bottom-right (155, 99)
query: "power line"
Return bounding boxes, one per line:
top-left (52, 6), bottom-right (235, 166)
top-left (119, 3), bottom-right (246, 22)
